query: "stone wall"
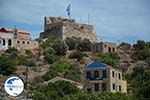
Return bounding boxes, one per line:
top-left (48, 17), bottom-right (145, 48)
top-left (16, 32), bottom-right (31, 40)
top-left (63, 23), bottom-right (99, 43)
top-left (92, 42), bottom-right (117, 53)
top-left (13, 39), bottom-right (38, 50)
top-left (40, 24), bottom-right (63, 39)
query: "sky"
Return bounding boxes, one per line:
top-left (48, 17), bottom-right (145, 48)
top-left (0, 0), bottom-right (150, 44)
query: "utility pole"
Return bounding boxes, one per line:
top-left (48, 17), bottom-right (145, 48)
top-left (26, 66), bottom-right (28, 100)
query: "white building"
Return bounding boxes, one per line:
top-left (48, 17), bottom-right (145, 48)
top-left (0, 32), bottom-right (14, 50)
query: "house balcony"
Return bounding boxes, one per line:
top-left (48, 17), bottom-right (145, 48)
top-left (87, 77), bottom-right (107, 83)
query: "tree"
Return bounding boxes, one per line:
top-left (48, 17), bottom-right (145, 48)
top-left (76, 38), bottom-right (92, 51)
top-left (0, 56), bottom-right (16, 75)
top-left (33, 81), bottom-right (80, 100)
top-left (44, 54), bottom-right (58, 64)
top-left (40, 36), bottom-right (56, 49)
top-left (65, 37), bottom-right (78, 50)
top-left (127, 67), bottom-right (150, 100)
top-left (43, 47), bottom-right (55, 56)
top-left (133, 40), bottom-right (146, 50)
top-left (133, 40), bottom-right (150, 60)
top-left (68, 51), bottom-right (88, 61)
top-left (52, 40), bottom-right (68, 56)
top-left (42, 60), bottom-right (81, 81)
top-left (118, 42), bottom-right (131, 49)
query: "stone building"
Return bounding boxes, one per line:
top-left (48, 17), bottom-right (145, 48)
top-left (0, 27), bottom-right (38, 50)
top-left (40, 17), bottom-right (99, 43)
top-left (83, 61), bottom-right (127, 93)
top-left (92, 42), bottom-right (117, 53)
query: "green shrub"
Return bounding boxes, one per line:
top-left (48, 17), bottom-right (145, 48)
top-left (40, 36), bottom-right (56, 49)
top-left (95, 52), bottom-right (120, 67)
top-left (118, 42), bottom-right (131, 49)
top-left (62, 92), bottom-right (130, 100)
top-left (33, 81), bottom-right (80, 100)
top-left (52, 40), bottom-right (68, 56)
top-left (0, 56), bottom-right (16, 75)
top-left (25, 49), bottom-right (32, 55)
top-left (69, 51), bottom-right (88, 61)
top-left (5, 47), bottom-right (18, 54)
top-left (133, 40), bottom-right (150, 60)
top-left (43, 47), bottom-right (55, 56)
top-left (76, 38), bottom-right (92, 51)
top-left (65, 37), bottom-right (78, 50)
top-left (44, 54), bottom-right (58, 64)
top-left (42, 60), bottom-right (81, 81)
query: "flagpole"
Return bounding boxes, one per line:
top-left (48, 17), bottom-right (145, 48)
top-left (88, 13), bottom-right (90, 25)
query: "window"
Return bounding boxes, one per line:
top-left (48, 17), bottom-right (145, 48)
top-left (17, 41), bottom-right (20, 43)
top-left (3, 39), bottom-right (5, 46)
top-left (94, 83), bottom-right (99, 91)
top-left (119, 85), bottom-right (121, 91)
top-left (102, 70), bottom-right (107, 78)
top-left (108, 47), bottom-right (111, 52)
top-left (96, 45), bottom-right (98, 52)
top-left (118, 73), bottom-right (121, 79)
top-left (87, 88), bottom-right (92, 93)
top-left (112, 71), bottom-right (115, 78)
top-left (104, 44), bottom-right (107, 48)
top-left (102, 83), bottom-right (107, 91)
top-left (22, 41), bottom-right (25, 44)
top-left (8, 39), bottom-right (12, 46)
top-left (113, 83), bottom-right (115, 90)
top-left (27, 41), bottom-right (29, 44)
top-left (94, 71), bottom-right (99, 79)
top-left (86, 71), bottom-right (91, 79)
top-left (113, 48), bottom-right (115, 52)
top-left (0, 40), bottom-right (1, 44)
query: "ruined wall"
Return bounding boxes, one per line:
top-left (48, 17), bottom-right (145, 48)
top-left (41, 17), bottom-right (100, 43)
top-left (92, 42), bottom-right (117, 53)
top-left (63, 23), bottom-right (99, 43)
top-left (40, 24), bottom-right (63, 39)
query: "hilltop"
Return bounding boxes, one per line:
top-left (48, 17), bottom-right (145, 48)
top-left (0, 36), bottom-right (150, 99)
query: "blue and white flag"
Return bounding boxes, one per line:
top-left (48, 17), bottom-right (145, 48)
top-left (66, 4), bottom-right (71, 18)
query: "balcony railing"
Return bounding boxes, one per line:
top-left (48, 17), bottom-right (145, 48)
top-left (87, 77), bottom-right (107, 81)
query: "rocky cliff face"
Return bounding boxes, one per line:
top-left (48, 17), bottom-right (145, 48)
top-left (118, 46), bottom-right (149, 73)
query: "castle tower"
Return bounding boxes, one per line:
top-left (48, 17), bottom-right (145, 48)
top-left (40, 16), bottom-right (100, 43)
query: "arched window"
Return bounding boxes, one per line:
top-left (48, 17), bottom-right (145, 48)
top-left (8, 39), bottom-right (12, 46)
top-left (3, 39), bottom-right (5, 46)
top-left (108, 47), bottom-right (111, 52)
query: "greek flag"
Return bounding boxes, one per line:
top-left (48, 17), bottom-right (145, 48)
top-left (66, 4), bottom-right (71, 18)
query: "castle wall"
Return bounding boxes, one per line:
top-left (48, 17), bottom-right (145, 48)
top-left (40, 17), bottom-right (100, 43)
top-left (63, 23), bottom-right (99, 43)
top-left (40, 24), bottom-right (63, 39)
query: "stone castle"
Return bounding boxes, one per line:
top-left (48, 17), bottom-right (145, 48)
top-left (40, 17), bottom-right (99, 43)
